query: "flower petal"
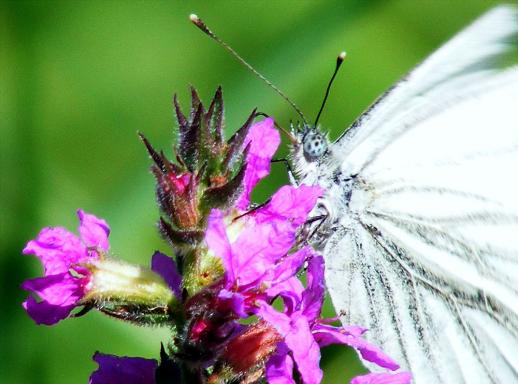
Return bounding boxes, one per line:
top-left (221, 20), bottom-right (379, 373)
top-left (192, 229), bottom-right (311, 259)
top-left (23, 227), bottom-right (86, 276)
top-left (258, 301), bottom-right (293, 334)
top-left (77, 209), bottom-right (110, 251)
top-left (266, 344), bottom-right (296, 384)
top-left (266, 276), bottom-right (304, 302)
top-left (255, 185), bottom-right (323, 226)
top-left (350, 372), bottom-right (412, 384)
top-left (206, 209), bottom-right (235, 282)
top-left (266, 246), bottom-right (310, 286)
top-left (236, 118), bottom-right (280, 210)
top-left (22, 294), bottom-right (76, 325)
top-left (21, 272), bottom-right (87, 325)
top-left (89, 352), bottom-right (157, 384)
top-left (266, 277), bottom-right (305, 315)
top-left (284, 313), bottom-right (322, 384)
top-left (312, 324), bottom-right (400, 370)
top-left (232, 218), bottom-right (294, 285)
top-left (341, 325), bottom-right (367, 337)
top-left (218, 289), bottom-right (247, 318)
top-left (231, 186), bottom-right (323, 285)
top-left (151, 252), bottom-right (182, 299)
top-left (258, 303), bottom-right (322, 384)
top-left (301, 255), bottom-right (325, 321)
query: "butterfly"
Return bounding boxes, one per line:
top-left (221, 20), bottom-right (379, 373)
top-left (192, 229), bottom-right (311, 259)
top-left (192, 6), bottom-right (518, 383)
top-left (291, 6), bottom-right (518, 383)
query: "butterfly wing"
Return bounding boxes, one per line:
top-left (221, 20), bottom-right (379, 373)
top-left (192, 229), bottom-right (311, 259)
top-left (320, 6), bottom-right (518, 383)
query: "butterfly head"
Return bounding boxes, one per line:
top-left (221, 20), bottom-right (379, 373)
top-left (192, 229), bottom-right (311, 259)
top-left (291, 123), bottom-right (329, 163)
top-left (302, 127), bottom-right (328, 162)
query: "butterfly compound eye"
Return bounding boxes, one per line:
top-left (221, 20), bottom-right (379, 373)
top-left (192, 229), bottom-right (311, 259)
top-left (303, 132), bottom-right (328, 161)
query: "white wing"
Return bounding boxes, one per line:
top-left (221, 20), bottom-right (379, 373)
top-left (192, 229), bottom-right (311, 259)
top-left (317, 7), bottom-right (518, 383)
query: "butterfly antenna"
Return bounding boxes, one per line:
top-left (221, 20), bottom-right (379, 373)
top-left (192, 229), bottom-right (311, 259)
top-left (256, 111), bottom-right (297, 144)
top-left (314, 51), bottom-right (346, 127)
top-left (190, 14), bottom-right (308, 125)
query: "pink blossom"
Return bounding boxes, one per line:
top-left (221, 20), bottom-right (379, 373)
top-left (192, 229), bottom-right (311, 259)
top-left (258, 256), bottom-right (409, 384)
top-left (205, 185), bottom-right (322, 317)
top-left (21, 210), bottom-right (109, 325)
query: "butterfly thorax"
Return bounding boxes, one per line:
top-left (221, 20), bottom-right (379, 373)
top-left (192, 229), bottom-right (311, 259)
top-left (292, 125), bottom-right (362, 246)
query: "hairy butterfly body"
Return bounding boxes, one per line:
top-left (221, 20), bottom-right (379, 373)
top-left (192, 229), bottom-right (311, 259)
top-left (293, 6), bottom-right (518, 384)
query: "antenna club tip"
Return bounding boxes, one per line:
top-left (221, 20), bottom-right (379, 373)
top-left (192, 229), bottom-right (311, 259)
top-left (338, 51), bottom-right (347, 61)
top-left (189, 13), bottom-right (211, 34)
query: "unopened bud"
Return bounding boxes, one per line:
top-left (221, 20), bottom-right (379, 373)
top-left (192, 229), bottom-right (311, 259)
top-left (223, 321), bottom-right (281, 374)
top-left (82, 258), bottom-right (176, 325)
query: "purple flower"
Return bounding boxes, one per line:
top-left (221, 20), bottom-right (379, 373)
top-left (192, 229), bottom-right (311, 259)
top-left (205, 184), bottom-right (322, 317)
top-left (89, 352), bottom-right (157, 384)
top-left (205, 116), bottom-right (321, 298)
top-left (257, 256), bottom-right (410, 384)
top-left (21, 209), bottom-right (110, 325)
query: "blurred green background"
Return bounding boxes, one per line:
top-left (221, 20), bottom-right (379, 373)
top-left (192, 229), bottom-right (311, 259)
top-left (1, 0), bottom-right (512, 382)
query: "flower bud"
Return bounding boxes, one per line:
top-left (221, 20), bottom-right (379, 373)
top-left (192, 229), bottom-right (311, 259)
top-left (139, 87), bottom-right (258, 298)
top-left (221, 321), bottom-right (281, 376)
top-left (139, 87), bottom-right (256, 244)
top-left (83, 258), bottom-right (177, 325)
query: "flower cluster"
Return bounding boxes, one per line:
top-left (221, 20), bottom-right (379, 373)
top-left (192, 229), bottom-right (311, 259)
top-left (22, 89), bottom-right (411, 383)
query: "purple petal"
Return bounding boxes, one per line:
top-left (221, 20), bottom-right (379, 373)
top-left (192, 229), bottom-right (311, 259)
top-left (312, 324), bottom-right (400, 370)
top-left (151, 252), bottom-right (182, 299)
top-left (232, 186), bottom-right (322, 283)
top-left (218, 289), bottom-right (247, 318)
top-left (341, 325), bottom-right (368, 337)
top-left (266, 277), bottom-right (305, 315)
top-left (21, 272), bottom-right (87, 325)
top-left (77, 209), bottom-right (110, 251)
top-left (266, 247), bottom-right (310, 286)
top-left (301, 255), bottom-right (325, 321)
top-left (236, 118), bottom-right (280, 210)
top-left (258, 304), bottom-right (322, 384)
top-left (22, 294), bottom-right (76, 325)
top-left (209, 184), bottom-right (322, 288)
top-left (255, 185), bottom-right (323, 226)
top-left (258, 302), bottom-right (293, 334)
top-left (89, 352), bottom-right (157, 384)
top-left (23, 227), bottom-right (87, 275)
top-left (350, 372), bottom-right (412, 384)
top-left (313, 323), bottom-right (366, 337)
top-left (266, 344), bottom-right (296, 384)
top-left (22, 273), bottom-right (83, 306)
top-left (205, 209), bottom-right (235, 282)
top-left (266, 276), bottom-right (304, 301)
top-left (284, 313), bottom-right (322, 384)
top-left (231, 217), bottom-right (295, 286)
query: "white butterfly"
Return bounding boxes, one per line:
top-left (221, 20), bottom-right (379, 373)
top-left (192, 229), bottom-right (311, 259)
top-left (292, 6), bottom-right (518, 383)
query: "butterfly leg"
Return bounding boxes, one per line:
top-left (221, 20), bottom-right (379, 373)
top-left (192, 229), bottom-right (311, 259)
top-left (271, 158), bottom-right (298, 186)
top-left (232, 198), bottom-right (272, 222)
top-left (306, 214), bottom-right (328, 243)
top-left (297, 208), bottom-right (330, 247)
